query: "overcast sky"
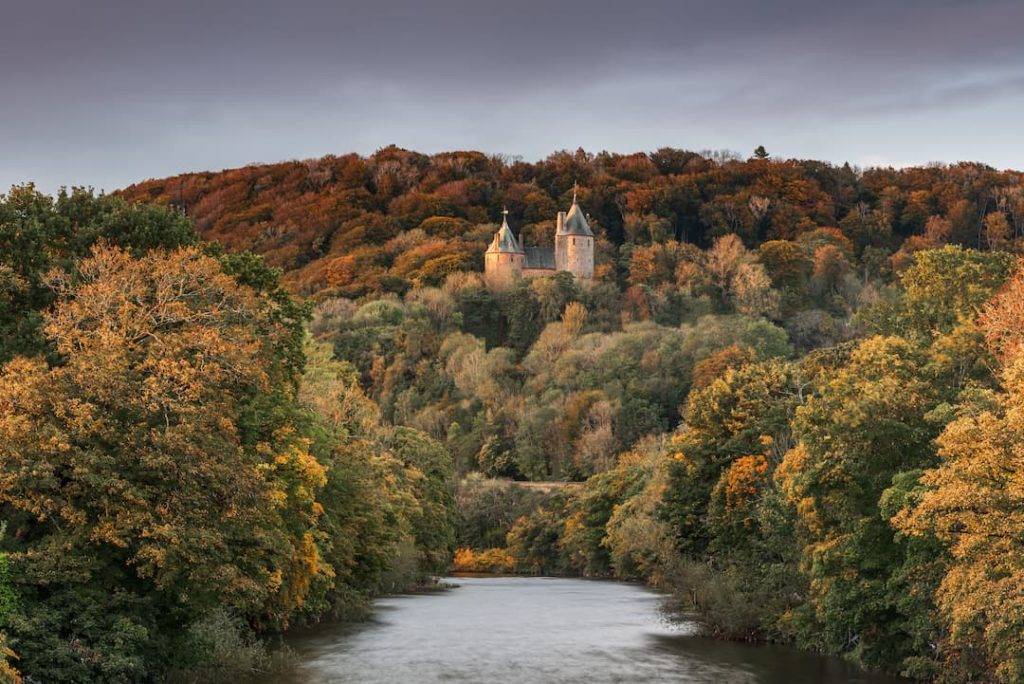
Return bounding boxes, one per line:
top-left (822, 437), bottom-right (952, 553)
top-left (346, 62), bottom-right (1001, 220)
top-left (3, 0), bottom-right (1023, 193)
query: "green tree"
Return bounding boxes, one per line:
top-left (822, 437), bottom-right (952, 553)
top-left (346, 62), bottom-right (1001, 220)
top-left (894, 284), bottom-right (1024, 681)
top-left (665, 359), bottom-right (800, 555)
top-left (0, 185), bottom-right (195, 362)
top-left (776, 336), bottom-right (943, 673)
top-left (384, 427), bottom-right (456, 573)
top-left (0, 246), bottom-right (320, 680)
top-left (861, 246), bottom-right (1013, 340)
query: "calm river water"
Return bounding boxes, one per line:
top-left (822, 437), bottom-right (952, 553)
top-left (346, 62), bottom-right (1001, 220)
top-left (274, 575), bottom-right (902, 683)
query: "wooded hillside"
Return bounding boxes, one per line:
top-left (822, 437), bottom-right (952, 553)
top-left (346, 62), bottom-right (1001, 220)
top-left (5, 148), bottom-right (1024, 682)
top-left (118, 147), bottom-right (1024, 297)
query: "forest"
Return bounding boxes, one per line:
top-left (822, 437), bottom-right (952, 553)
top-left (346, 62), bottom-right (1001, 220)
top-left (2, 146), bottom-right (1024, 681)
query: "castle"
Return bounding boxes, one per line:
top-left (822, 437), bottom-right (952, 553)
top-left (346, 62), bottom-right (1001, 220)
top-left (484, 189), bottom-right (594, 289)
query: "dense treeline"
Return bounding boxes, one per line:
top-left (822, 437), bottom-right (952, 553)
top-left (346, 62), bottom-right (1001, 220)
top-left (5, 145), bottom-right (1024, 682)
top-left (0, 188), bottom-right (455, 682)
top-left (443, 246), bottom-right (1024, 681)
top-left (151, 147), bottom-right (1024, 682)
top-left (118, 147), bottom-right (1024, 300)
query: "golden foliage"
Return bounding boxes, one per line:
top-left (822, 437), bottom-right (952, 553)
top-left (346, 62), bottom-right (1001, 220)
top-left (0, 245), bottom-right (322, 617)
top-left (451, 547), bottom-right (515, 574)
top-left (720, 455), bottom-right (769, 516)
top-left (894, 352), bottom-right (1024, 681)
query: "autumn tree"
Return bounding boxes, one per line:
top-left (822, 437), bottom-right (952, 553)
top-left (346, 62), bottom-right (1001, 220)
top-left (665, 359), bottom-right (800, 555)
top-left (984, 211), bottom-right (1012, 251)
top-left (0, 245), bottom-right (320, 679)
top-left (862, 246), bottom-right (1014, 341)
top-left (776, 336), bottom-right (944, 673)
top-left (979, 260), bottom-right (1024, 363)
top-left (0, 185), bottom-right (195, 363)
top-left (297, 338), bottom-right (425, 616)
top-left (893, 352), bottom-right (1024, 682)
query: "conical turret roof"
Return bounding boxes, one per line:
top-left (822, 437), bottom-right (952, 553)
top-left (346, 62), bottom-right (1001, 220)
top-left (486, 209), bottom-right (523, 253)
top-left (558, 186), bottom-right (593, 237)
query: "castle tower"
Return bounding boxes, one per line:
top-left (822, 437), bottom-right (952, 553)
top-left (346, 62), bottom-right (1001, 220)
top-left (484, 208), bottom-right (525, 289)
top-left (554, 185), bottom-right (594, 280)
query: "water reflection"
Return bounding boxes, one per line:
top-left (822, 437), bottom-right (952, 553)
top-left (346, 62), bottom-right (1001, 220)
top-left (273, 576), bottom-right (902, 683)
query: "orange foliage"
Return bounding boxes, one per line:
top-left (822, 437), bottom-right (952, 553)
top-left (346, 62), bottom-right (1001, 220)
top-left (691, 344), bottom-right (757, 390)
top-left (721, 455), bottom-right (769, 513)
top-left (0, 245), bottom-right (325, 621)
top-left (451, 547), bottom-right (516, 574)
top-left (979, 261), bottom-right (1024, 363)
top-left (114, 149), bottom-right (1024, 301)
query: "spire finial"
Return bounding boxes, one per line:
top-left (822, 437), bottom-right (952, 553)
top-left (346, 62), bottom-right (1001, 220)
top-left (502, 206), bottom-right (509, 220)
top-left (572, 181), bottom-right (578, 204)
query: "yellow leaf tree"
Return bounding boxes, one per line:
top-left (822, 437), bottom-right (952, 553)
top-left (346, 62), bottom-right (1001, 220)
top-left (0, 244), bottom-right (323, 679)
top-left (895, 270), bottom-right (1024, 681)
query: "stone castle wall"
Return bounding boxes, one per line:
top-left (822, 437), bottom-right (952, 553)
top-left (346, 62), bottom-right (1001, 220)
top-left (484, 251), bottom-right (523, 289)
top-left (555, 235), bottom-right (568, 271)
top-left (565, 235), bottom-right (594, 279)
top-left (486, 206), bottom-right (593, 288)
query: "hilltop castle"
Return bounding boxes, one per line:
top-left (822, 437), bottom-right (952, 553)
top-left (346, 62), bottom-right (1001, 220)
top-left (484, 189), bottom-right (594, 289)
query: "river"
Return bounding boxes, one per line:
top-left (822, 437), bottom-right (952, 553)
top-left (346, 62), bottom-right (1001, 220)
top-left (273, 575), bottom-right (902, 683)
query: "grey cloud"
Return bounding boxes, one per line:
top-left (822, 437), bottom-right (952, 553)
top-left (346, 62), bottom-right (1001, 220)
top-left (2, 0), bottom-right (1022, 192)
